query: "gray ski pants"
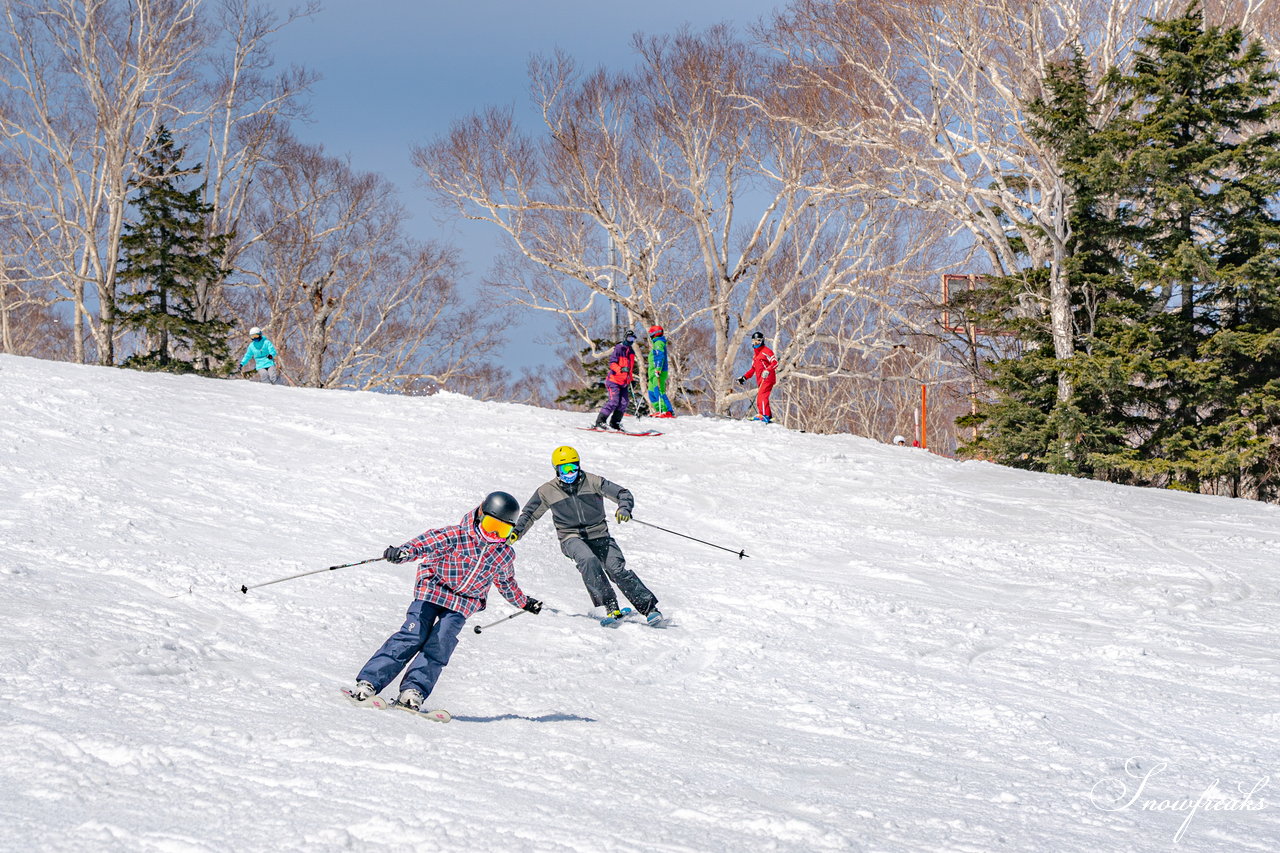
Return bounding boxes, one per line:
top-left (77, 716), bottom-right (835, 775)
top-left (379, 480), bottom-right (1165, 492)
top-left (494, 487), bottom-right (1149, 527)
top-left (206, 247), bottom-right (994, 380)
top-left (561, 536), bottom-right (657, 615)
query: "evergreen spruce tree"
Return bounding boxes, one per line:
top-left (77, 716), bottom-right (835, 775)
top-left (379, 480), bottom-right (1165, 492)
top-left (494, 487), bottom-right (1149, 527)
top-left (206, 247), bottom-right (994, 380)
top-left (968, 9), bottom-right (1280, 499)
top-left (963, 50), bottom-right (1144, 477)
top-left (1095, 7), bottom-right (1280, 497)
top-left (556, 338), bottom-right (616, 409)
top-left (117, 126), bottom-right (233, 374)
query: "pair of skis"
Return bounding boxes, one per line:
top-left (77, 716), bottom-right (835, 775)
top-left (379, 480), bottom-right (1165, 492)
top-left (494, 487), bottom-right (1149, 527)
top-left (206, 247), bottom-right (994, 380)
top-left (577, 426), bottom-right (662, 437)
top-left (341, 609), bottom-right (673, 718)
top-left (600, 607), bottom-right (671, 629)
top-left (341, 689), bottom-right (451, 723)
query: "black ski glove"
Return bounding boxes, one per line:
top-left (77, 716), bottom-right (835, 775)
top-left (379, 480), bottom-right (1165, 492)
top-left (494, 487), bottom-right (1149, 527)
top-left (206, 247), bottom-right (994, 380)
top-left (615, 507), bottom-right (631, 523)
top-left (522, 597), bottom-right (543, 614)
top-left (383, 545), bottom-right (408, 563)
top-left (736, 376), bottom-right (746, 385)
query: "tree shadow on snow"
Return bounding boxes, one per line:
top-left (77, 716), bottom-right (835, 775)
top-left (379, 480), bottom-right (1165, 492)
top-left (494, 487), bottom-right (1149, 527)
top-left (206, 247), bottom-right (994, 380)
top-left (450, 712), bottom-right (597, 724)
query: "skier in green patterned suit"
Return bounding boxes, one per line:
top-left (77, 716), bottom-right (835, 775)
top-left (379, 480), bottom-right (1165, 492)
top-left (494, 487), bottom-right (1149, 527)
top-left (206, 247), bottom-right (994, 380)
top-left (646, 325), bottom-right (674, 418)
top-left (510, 445), bottom-right (664, 627)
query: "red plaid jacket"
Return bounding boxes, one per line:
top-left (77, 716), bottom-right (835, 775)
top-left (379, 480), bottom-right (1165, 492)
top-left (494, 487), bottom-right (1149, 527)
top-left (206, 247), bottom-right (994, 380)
top-left (397, 513), bottom-right (528, 617)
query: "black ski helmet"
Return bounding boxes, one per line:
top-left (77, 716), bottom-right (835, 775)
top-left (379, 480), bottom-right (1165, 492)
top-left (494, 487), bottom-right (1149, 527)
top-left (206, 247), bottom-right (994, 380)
top-left (479, 491), bottom-right (520, 525)
top-left (751, 331), bottom-right (765, 343)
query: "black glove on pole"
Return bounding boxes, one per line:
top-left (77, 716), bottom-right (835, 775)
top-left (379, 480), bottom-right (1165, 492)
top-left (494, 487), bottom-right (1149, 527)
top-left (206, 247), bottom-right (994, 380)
top-left (473, 600), bottom-right (541, 634)
top-left (629, 518), bottom-right (749, 559)
top-left (240, 555), bottom-right (386, 594)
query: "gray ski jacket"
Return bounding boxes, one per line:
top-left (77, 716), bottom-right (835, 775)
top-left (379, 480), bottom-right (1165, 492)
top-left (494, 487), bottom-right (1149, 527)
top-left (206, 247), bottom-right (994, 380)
top-left (513, 471), bottom-right (634, 543)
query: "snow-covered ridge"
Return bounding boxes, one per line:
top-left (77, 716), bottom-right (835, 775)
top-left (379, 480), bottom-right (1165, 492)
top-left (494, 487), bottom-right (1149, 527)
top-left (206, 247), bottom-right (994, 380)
top-left (2, 354), bottom-right (1277, 852)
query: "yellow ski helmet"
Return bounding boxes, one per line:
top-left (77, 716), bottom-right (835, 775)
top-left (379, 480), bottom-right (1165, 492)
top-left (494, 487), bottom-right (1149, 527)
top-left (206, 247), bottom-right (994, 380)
top-left (551, 445), bottom-right (580, 468)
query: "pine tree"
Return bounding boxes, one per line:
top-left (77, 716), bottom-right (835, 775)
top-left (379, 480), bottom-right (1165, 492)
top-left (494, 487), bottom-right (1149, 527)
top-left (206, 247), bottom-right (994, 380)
top-left (963, 50), bottom-right (1143, 477)
top-left (117, 126), bottom-right (233, 374)
top-left (1095, 7), bottom-right (1280, 497)
top-left (968, 9), bottom-right (1280, 499)
top-left (555, 339), bottom-right (616, 408)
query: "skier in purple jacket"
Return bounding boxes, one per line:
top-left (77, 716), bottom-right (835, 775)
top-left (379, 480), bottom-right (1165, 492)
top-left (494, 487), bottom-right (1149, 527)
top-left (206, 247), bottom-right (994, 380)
top-left (592, 331), bottom-right (638, 431)
top-left (347, 491), bottom-right (542, 714)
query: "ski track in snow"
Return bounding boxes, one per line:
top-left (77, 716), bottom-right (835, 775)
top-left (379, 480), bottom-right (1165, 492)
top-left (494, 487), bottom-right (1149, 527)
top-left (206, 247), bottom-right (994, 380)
top-left (2, 354), bottom-right (1279, 852)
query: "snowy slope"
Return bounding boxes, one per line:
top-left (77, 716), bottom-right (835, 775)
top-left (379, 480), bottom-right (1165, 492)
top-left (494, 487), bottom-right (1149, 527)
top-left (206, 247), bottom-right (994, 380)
top-left (1, 353), bottom-right (1278, 853)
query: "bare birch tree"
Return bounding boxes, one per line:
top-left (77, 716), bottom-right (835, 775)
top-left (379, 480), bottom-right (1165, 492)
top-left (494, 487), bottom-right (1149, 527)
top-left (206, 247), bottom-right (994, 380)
top-left (0, 235), bottom-right (68, 357)
top-left (1205, 0), bottom-right (1280, 49)
top-left (417, 56), bottom-right (683, 349)
top-left (418, 26), bottom-right (946, 417)
top-left (0, 0), bottom-right (208, 364)
top-left (757, 0), bottom-right (1187, 433)
top-left (191, 0), bottom-right (316, 367)
top-left (238, 136), bottom-right (506, 391)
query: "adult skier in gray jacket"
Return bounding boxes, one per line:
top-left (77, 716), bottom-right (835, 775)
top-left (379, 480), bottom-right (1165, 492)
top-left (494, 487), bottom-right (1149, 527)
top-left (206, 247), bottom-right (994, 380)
top-left (511, 445), bottom-right (662, 626)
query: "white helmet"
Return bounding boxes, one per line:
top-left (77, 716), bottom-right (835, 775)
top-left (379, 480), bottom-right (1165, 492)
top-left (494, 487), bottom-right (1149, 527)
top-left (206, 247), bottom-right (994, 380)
top-left (249, 327), bottom-right (262, 336)
top-left (893, 435), bottom-right (907, 446)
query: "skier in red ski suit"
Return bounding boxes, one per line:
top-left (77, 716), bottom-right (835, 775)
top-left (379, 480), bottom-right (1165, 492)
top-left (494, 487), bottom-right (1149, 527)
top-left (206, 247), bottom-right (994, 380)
top-left (737, 331), bottom-right (778, 423)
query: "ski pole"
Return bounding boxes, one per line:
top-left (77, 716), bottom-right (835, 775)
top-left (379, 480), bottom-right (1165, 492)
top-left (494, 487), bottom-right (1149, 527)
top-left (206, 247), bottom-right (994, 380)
top-left (472, 609), bottom-right (528, 634)
top-left (630, 518), bottom-right (749, 559)
top-left (240, 556), bottom-right (384, 594)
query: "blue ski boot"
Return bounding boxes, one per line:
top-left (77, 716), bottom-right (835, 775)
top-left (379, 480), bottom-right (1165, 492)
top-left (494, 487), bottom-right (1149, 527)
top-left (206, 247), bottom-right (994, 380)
top-left (600, 607), bottom-right (632, 628)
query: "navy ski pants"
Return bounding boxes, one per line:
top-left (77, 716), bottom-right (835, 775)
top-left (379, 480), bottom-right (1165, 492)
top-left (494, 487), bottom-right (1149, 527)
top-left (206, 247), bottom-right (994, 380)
top-left (357, 600), bottom-right (465, 698)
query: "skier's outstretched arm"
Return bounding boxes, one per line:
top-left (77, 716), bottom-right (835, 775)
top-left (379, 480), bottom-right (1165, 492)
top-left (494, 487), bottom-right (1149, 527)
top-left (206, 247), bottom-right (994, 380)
top-left (390, 526), bottom-right (461, 562)
top-left (511, 490), bottom-right (548, 539)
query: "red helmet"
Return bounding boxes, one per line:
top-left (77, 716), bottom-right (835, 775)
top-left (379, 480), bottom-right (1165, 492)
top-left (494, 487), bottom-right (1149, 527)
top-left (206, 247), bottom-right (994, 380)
top-left (648, 325), bottom-right (664, 336)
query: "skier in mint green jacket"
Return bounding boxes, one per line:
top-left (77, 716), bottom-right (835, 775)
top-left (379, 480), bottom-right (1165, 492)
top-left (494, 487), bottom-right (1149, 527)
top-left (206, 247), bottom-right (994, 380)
top-left (646, 325), bottom-right (673, 418)
top-left (239, 327), bottom-right (281, 384)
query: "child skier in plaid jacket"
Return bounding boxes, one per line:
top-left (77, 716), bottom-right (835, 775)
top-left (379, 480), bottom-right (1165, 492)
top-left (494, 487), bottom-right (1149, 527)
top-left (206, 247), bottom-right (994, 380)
top-left (348, 491), bottom-right (541, 712)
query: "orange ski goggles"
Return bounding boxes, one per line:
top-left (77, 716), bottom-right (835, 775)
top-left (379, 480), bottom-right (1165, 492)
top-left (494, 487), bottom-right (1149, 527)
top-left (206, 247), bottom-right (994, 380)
top-left (479, 514), bottom-right (514, 541)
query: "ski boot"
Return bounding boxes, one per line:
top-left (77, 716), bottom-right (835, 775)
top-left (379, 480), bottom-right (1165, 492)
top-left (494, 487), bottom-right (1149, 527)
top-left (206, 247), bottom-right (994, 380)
top-left (600, 607), bottom-right (632, 628)
top-left (343, 680), bottom-right (389, 709)
top-left (394, 688), bottom-right (424, 712)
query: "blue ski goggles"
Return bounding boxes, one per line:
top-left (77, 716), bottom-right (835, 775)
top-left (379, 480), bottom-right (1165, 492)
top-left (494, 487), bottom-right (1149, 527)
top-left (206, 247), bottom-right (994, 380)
top-left (557, 462), bottom-right (579, 482)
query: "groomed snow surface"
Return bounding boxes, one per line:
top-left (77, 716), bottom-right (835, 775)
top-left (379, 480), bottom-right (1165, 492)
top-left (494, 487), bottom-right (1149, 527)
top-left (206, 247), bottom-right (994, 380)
top-left (2, 354), bottom-right (1278, 853)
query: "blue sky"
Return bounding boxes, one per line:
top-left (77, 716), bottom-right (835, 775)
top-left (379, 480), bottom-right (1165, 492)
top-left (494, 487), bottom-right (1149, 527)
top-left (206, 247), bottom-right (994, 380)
top-left (262, 1), bottom-right (786, 372)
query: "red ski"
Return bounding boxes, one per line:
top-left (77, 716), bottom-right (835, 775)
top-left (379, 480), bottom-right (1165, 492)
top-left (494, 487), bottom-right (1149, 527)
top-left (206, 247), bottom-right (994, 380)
top-left (576, 427), bottom-right (662, 437)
